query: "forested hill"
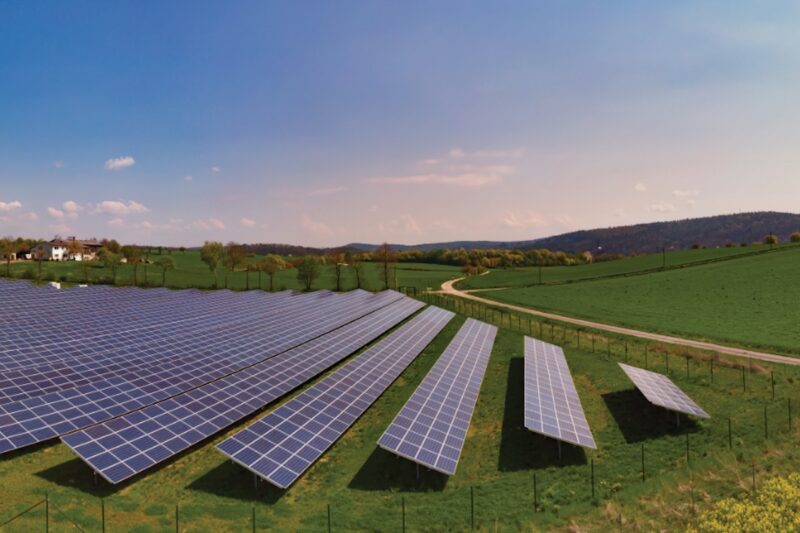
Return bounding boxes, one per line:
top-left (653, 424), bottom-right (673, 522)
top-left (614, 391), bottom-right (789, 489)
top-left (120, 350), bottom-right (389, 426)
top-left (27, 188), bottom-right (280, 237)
top-left (346, 212), bottom-right (800, 254)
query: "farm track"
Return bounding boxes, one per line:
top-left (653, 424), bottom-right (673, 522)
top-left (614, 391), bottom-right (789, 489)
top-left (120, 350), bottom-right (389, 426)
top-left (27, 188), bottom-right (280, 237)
top-left (439, 277), bottom-right (800, 367)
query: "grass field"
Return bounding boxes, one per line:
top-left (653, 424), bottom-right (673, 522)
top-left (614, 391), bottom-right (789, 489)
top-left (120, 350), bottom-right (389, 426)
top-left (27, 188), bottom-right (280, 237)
top-left (2, 299), bottom-right (799, 532)
top-left (477, 246), bottom-right (800, 356)
top-left (455, 243), bottom-right (797, 290)
top-left (2, 252), bottom-right (461, 293)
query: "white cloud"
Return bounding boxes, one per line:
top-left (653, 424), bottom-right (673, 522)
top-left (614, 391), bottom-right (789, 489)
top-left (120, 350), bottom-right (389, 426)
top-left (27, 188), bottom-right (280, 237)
top-left (649, 203), bottom-right (676, 213)
top-left (184, 175), bottom-right (193, 182)
top-left (686, 199), bottom-right (697, 208)
top-left (95, 200), bottom-right (150, 215)
top-left (418, 158), bottom-right (441, 166)
top-left (47, 207), bottom-right (65, 219)
top-left (0, 200), bottom-right (22, 212)
top-left (502, 210), bottom-right (547, 228)
top-left (309, 186), bottom-right (346, 196)
top-left (209, 218), bottom-right (225, 230)
top-left (20, 212), bottom-right (39, 222)
top-left (368, 204), bottom-right (378, 213)
top-left (211, 166), bottom-right (220, 173)
top-left (240, 217), bottom-right (256, 227)
top-left (471, 148), bottom-right (526, 158)
top-left (108, 218), bottom-right (125, 227)
top-left (302, 214), bottom-right (334, 237)
top-left (367, 172), bottom-right (503, 188)
top-left (62, 200), bottom-right (83, 217)
top-left (672, 189), bottom-right (699, 197)
top-left (52, 160), bottom-right (64, 169)
top-left (448, 148), bottom-right (466, 158)
top-left (400, 214), bottom-right (421, 233)
top-left (104, 155), bottom-right (135, 171)
top-left (614, 208), bottom-right (627, 217)
top-left (634, 183), bottom-right (647, 192)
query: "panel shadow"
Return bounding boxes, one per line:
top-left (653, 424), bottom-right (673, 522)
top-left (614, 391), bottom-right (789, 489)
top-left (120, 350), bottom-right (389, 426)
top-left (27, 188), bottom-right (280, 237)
top-left (348, 447), bottom-right (448, 492)
top-left (188, 460), bottom-right (286, 504)
top-left (602, 389), bottom-right (698, 443)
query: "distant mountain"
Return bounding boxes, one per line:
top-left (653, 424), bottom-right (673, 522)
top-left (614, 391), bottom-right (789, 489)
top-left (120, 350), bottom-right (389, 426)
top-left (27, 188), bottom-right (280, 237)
top-left (345, 212), bottom-right (800, 255)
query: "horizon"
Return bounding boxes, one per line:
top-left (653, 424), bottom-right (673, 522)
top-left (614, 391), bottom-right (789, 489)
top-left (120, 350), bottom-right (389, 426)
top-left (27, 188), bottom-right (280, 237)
top-left (3, 2), bottom-right (800, 246)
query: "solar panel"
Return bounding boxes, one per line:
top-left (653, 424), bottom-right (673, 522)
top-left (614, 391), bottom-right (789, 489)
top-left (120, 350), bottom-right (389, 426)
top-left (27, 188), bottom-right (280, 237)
top-left (618, 363), bottom-right (710, 418)
top-left (0, 290), bottom-right (404, 454)
top-left (522, 337), bottom-right (596, 449)
top-left (377, 318), bottom-right (497, 475)
top-left (62, 297), bottom-right (424, 483)
top-left (217, 306), bottom-right (454, 489)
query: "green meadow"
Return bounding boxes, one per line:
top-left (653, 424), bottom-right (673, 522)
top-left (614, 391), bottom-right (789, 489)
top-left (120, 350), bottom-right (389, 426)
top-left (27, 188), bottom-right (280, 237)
top-left (478, 246), bottom-right (800, 355)
top-left (1, 301), bottom-right (798, 532)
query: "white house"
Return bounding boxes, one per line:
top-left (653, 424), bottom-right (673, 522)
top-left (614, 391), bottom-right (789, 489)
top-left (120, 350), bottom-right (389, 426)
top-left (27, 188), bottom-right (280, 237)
top-left (34, 237), bottom-right (103, 261)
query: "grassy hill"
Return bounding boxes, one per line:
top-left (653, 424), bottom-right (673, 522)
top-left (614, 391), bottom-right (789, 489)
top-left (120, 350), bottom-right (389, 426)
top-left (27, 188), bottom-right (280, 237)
top-left (478, 245), bottom-right (800, 355)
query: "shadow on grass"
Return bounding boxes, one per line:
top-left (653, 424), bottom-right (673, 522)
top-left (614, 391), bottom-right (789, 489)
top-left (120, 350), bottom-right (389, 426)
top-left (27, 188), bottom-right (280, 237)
top-left (348, 447), bottom-right (449, 492)
top-left (188, 460), bottom-right (285, 504)
top-left (36, 457), bottom-right (119, 498)
top-left (602, 389), bottom-right (698, 443)
top-left (498, 357), bottom-right (587, 471)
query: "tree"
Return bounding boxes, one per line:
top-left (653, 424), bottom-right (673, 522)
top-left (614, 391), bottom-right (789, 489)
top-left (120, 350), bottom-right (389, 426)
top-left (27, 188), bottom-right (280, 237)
top-left (351, 253), bottom-right (366, 289)
top-left (0, 238), bottom-right (16, 276)
top-left (261, 254), bottom-right (286, 291)
top-left (223, 242), bottom-right (247, 288)
top-left (296, 256), bottom-right (320, 291)
top-left (32, 246), bottom-right (45, 279)
top-left (376, 243), bottom-right (396, 290)
top-left (66, 238), bottom-right (83, 261)
top-left (101, 239), bottom-right (121, 254)
top-left (121, 245), bottom-right (141, 285)
top-left (328, 252), bottom-right (345, 291)
top-left (764, 233), bottom-right (779, 246)
top-left (792, 232), bottom-right (800, 243)
top-left (200, 241), bottom-right (224, 288)
top-left (154, 256), bottom-right (175, 287)
top-left (99, 249), bottom-right (123, 284)
top-left (178, 246), bottom-right (186, 254)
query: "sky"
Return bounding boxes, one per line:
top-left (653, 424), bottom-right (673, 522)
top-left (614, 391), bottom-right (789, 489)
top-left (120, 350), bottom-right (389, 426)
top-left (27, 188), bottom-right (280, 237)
top-left (2, 1), bottom-right (800, 247)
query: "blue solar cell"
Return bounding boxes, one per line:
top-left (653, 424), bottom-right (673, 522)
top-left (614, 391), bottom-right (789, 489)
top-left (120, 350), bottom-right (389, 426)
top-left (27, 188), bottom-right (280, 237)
top-left (217, 306), bottom-right (454, 489)
top-left (377, 319), bottom-right (496, 475)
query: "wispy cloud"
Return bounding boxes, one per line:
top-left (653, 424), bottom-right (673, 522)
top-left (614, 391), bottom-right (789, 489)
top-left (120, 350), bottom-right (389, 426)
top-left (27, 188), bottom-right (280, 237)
top-left (649, 203), bottom-right (676, 213)
top-left (62, 200), bottom-right (83, 217)
top-left (367, 172), bottom-right (503, 188)
top-left (0, 200), bottom-right (22, 212)
top-left (309, 186), bottom-right (346, 196)
top-left (634, 182), bottom-right (647, 192)
top-left (104, 155), bottom-right (135, 171)
top-left (302, 214), bottom-right (334, 236)
top-left (52, 160), bottom-right (64, 169)
top-left (94, 200), bottom-right (150, 215)
top-left (672, 189), bottom-right (699, 197)
top-left (240, 217), bottom-right (256, 227)
top-left (211, 166), bottom-right (220, 173)
top-left (184, 175), bottom-right (193, 182)
top-left (47, 207), bottom-right (64, 219)
top-left (501, 210), bottom-right (546, 228)
top-left (20, 212), bottom-right (38, 222)
top-left (400, 214), bottom-right (421, 233)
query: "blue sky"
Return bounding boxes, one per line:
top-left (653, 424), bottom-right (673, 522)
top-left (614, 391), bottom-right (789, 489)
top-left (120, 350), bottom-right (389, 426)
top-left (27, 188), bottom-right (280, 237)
top-left (2, 1), bottom-right (800, 246)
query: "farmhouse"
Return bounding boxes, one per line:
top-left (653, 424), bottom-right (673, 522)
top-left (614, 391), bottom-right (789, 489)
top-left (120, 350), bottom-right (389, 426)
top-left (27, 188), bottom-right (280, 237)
top-left (33, 237), bottom-right (103, 261)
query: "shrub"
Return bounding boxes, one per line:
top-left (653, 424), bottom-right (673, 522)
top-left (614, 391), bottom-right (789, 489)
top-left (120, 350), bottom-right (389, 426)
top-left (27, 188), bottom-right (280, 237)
top-left (791, 231), bottom-right (800, 243)
top-left (691, 472), bottom-right (800, 532)
top-left (763, 233), bottom-right (779, 245)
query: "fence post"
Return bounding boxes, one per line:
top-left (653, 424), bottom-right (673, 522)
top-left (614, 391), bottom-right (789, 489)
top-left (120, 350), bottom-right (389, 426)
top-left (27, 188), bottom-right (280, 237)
top-left (402, 496), bottom-right (405, 533)
top-left (252, 506), bottom-right (256, 533)
top-left (641, 445), bottom-right (645, 482)
top-left (533, 472), bottom-right (538, 511)
top-left (590, 459), bottom-right (595, 500)
top-left (686, 433), bottom-right (690, 466)
top-left (710, 359), bottom-right (714, 383)
top-left (102, 498), bottom-right (106, 533)
top-left (45, 493), bottom-right (49, 533)
top-left (742, 366), bottom-right (746, 392)
top-left (176, 504), bottom-right (179, 533)
top-left (771, 372), bottom-right (775, 400)
top-left (327, 504), bottom-right (332, 533)
top-left (470, 486), bottom-right (474, 530)
top-left (764, 406), bottom-right (768, 440)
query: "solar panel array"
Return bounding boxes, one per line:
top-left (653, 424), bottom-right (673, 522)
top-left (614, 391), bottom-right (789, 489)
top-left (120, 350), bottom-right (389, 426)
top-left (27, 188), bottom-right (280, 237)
top-left (217, 306), bottom-right (454, 488)
top-left (0, 280), bottom-right (412, 455)
top-left (618, 363), bottom-right (710, 418)
top-left (522, 337), bottom-right (596, 449)
top-left (377, 318), bottom-right (497, 475)
top-left (62, 298), bottom-right (424, 483)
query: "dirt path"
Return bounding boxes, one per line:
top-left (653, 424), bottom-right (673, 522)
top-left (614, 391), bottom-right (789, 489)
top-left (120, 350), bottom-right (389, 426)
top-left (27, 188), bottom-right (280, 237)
top-left (439, 277), bottom-right (800, 367)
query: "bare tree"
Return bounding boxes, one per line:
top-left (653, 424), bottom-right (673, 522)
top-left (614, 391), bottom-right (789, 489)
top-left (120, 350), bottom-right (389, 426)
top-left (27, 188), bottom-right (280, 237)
top-left (376, 242), bottom-right (396, 290)
top-left (155, 256), bottom-right (175, 287)
top-left (296, 256), bottom-right (320, 291)
top-left (350, 253), bottom-right (365, 289)
top-left (328, 252), bottom-right (345, 291)
top-left (0, 238), bottom-right (16, 277)
top-left (200, 241), bottom-right (224, 288)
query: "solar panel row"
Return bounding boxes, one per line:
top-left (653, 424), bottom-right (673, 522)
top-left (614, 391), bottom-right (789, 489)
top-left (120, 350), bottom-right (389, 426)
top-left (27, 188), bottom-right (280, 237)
top-left (619, 363), bottom-right (709, 418)
top-left (63, 297), bottom-right (425, 483)
top-left (217, 305), bottom-right (454, 489)
top-left (523, 337), bottom-right (596, 449)
top-left (377, 318), bottom-right (497, 475)
top-left (0, 290), bottom-right (404, 454)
